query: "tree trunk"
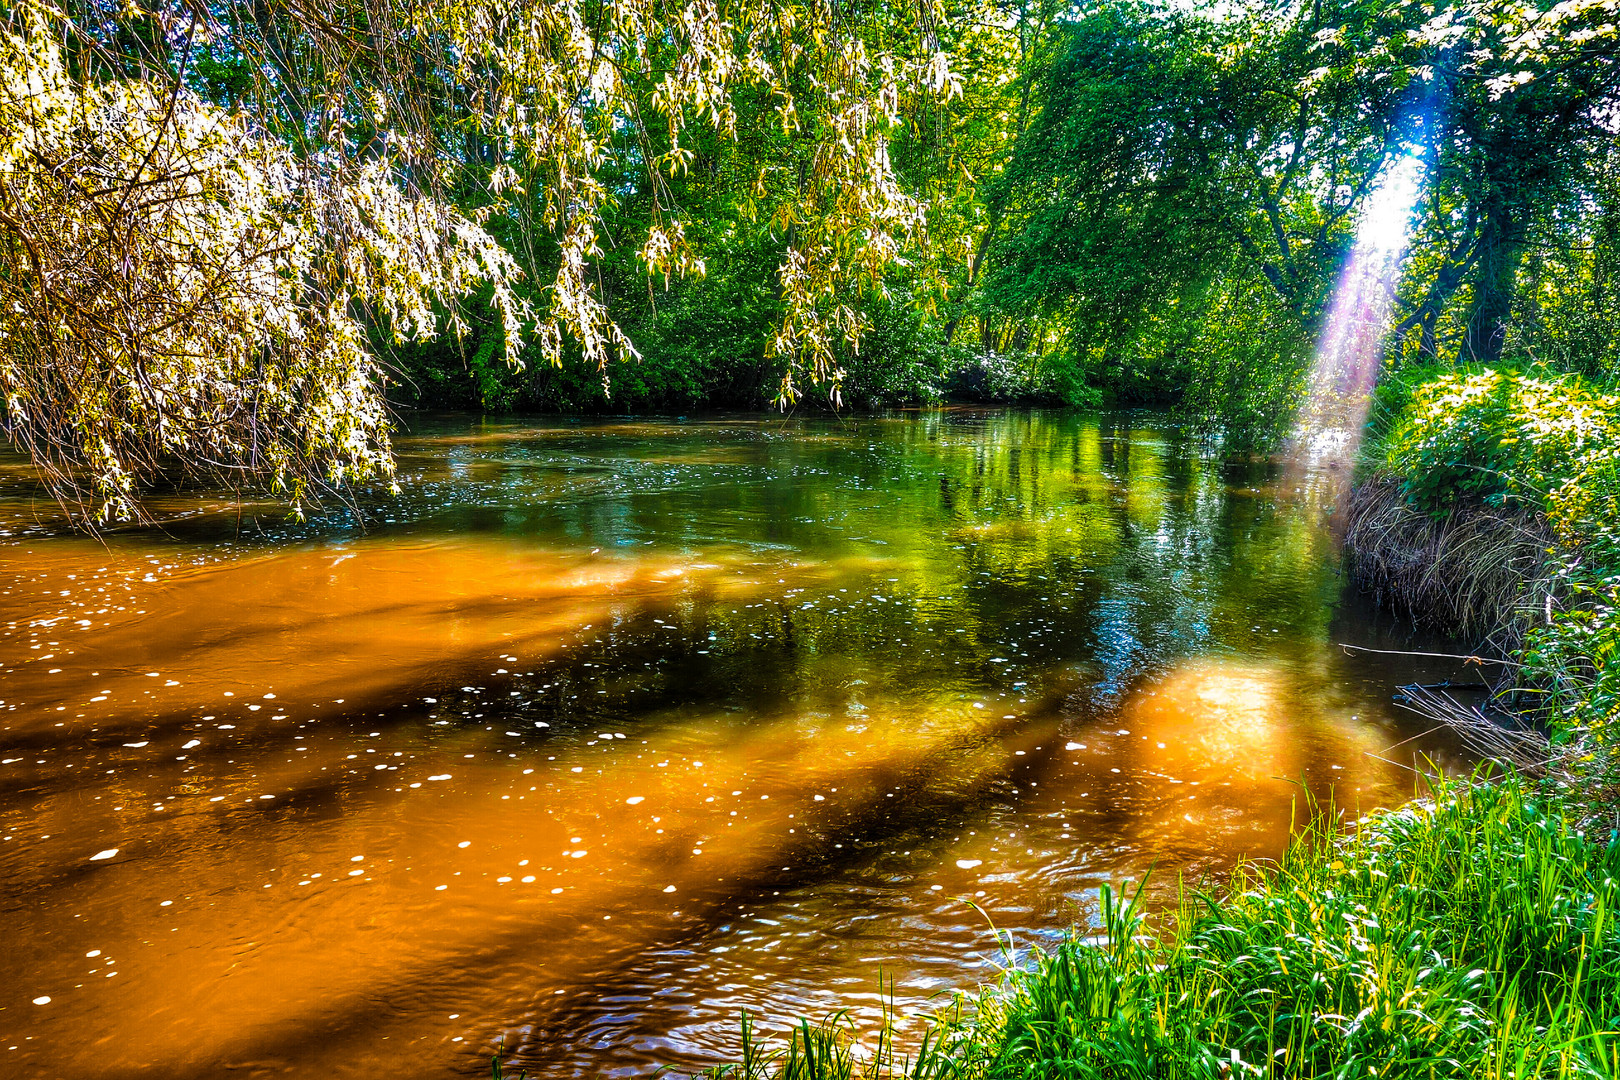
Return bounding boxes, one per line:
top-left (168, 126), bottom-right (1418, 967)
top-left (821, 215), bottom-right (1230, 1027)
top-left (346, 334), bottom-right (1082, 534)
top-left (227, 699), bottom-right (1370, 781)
top-left (1464, 196), bottom-right (1526, 365)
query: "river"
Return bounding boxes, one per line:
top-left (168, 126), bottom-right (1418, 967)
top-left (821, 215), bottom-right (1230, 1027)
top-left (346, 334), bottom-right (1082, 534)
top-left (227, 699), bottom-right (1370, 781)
top-left (0, 410), bottom-right (1475, 1078)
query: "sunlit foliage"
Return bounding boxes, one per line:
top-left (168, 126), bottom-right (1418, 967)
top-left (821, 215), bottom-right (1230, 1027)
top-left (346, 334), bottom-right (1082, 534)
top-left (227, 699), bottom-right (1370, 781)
top-left (0, 0), bottom-right (529, 521)
top-left (7, 0), bottom-right (1620, 510)
top-left (971, 0), bottom-right (1620, 435)
top-left (1387, 370), bottom-right (1620, 515)
top-left (181, 0), bottom-right (962, 399)
top-left (1391, 0), bottom-right (1620, 367)
top-left (0, 0), bottom-right (959, 520)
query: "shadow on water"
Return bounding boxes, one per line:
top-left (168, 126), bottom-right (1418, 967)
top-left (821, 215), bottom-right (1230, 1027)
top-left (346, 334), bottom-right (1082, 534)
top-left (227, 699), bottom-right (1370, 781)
top-left (0, 410), bottom-right (1480, 1079)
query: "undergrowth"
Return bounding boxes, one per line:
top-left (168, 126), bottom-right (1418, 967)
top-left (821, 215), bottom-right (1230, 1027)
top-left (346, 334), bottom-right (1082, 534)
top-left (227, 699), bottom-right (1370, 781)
top-left (1362, 366), bottom-right (1620, 752)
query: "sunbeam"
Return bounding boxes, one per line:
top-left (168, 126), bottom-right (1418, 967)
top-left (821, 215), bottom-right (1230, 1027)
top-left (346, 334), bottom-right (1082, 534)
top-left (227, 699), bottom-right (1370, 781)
top-left (1293, 148), bottom-right (1427, 470)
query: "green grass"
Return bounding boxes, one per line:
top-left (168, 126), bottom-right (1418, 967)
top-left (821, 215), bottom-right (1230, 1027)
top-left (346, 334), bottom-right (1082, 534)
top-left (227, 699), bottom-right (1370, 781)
top-left (617, 773), bottom-right (1620, 1080)
top-left (969, 775), bottom-right (1620, 1079)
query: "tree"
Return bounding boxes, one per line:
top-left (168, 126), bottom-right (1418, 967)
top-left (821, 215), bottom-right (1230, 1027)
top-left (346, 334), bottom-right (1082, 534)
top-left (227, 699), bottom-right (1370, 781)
top-left (0, 0), bottom-right (528, 522)
top-left (0, 0), bottom-right (960, 523)
top-left (991, 1), bottom-right (1429, 323)
top-left (977, 0), bottom-right (1429, 422)
top-left (1395, 0), bottom-right (1620, 365)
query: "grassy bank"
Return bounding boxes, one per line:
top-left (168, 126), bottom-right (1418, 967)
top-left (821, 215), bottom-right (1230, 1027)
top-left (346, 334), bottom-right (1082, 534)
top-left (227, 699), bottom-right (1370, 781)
top-left (1350, 366), bottom-right (1620, 765)
top-left (960, 775), bottom-right (1620, 1080)
top-left (957, 776), bottom-right (1620, 1080)
top-left (491, 775), bottom-right (1620, 1080)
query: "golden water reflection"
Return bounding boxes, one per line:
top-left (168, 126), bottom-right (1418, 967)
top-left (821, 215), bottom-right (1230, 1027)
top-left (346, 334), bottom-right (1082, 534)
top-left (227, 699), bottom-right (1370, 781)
top-left (0, 411), bottom-right (1477, 1079)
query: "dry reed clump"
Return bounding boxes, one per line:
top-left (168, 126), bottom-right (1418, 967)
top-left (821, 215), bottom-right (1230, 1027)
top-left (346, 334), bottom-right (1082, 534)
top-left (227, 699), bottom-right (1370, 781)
top-left (1342, 475), bottom-right (1557, 651)
top-left (1393, 683), bottom-right (1553, 772)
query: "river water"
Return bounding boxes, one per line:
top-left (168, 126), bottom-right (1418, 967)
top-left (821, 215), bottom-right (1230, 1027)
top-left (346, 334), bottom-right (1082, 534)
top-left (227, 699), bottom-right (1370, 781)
top-left (0, 411), bottom-right (1475, 1079)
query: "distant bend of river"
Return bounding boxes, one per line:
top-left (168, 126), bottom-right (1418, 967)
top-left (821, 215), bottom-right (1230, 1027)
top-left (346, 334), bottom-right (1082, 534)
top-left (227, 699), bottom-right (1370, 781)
top-left (0, 410), bottom-right (1475, 1079)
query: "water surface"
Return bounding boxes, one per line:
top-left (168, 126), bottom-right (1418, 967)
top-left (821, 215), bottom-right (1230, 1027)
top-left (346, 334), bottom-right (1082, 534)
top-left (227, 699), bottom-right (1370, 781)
top-left (0, 411), bottom-right (1475, 1078)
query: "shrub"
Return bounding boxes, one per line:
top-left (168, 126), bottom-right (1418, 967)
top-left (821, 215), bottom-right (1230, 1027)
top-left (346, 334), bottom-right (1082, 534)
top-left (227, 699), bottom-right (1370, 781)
top-left (1373, 364), bottom-right (1620, 753)
top-left (1385, 369), bottom-right (1620, 517)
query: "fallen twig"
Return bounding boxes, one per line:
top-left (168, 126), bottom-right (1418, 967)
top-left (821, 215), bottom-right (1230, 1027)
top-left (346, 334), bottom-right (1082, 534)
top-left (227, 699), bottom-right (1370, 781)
top-left (1337, 643), bottom-right (1516, 665)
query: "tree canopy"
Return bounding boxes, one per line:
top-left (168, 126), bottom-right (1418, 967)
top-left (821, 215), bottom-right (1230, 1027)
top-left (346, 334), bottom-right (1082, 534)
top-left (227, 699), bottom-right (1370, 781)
top-left (1, 0), bottom-right (959, 521)
top-left (3, 0), bottom-right (1620, 520)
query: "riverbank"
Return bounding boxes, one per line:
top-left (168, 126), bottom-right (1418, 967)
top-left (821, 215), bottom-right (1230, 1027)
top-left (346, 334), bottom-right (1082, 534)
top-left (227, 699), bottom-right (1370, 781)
top-left (673, 774), bottom-right (1620, 1080)
top-left (611, 369), bottom-right (1620, 1080)
top-left (511, 773), bottom-right (1619, 1080)
top-left (1344, 366), bottom-right (1620, 795)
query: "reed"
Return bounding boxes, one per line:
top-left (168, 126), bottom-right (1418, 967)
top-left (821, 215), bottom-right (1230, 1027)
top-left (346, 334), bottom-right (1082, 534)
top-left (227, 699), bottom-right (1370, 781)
top-left (1342, 475), bottom-right (1556, 652)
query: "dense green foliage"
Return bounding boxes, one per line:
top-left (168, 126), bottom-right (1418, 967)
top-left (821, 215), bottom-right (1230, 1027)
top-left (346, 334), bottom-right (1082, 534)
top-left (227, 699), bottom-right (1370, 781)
top-left (1384, 371), bottom-right (1620, 516)
top-left (10, 0), bottom-right (1620, 501)
top-left (1372, 365), bottom-right (1620, 746)
top-left (377, 0), bottom-right (1620, 442)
